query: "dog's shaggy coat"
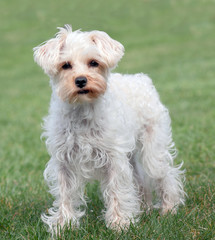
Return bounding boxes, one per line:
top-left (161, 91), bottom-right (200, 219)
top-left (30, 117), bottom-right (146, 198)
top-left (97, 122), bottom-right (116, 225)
top-left (33, 25), bottom-right (185, 233)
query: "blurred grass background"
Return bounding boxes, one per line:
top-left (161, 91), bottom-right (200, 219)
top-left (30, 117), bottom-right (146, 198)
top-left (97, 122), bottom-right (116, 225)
top-left (0, 0), bottom-right (215, 239)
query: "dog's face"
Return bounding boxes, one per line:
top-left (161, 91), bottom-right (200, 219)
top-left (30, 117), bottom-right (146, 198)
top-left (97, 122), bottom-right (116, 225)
top-left (33, 25), bottom-right (124, 103)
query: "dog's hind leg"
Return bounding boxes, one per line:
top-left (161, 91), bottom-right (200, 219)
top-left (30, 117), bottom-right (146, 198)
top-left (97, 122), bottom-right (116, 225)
top-left (139, 108), bottom-right (185, 214)
top-left (130, 151), bottom-right (153, 210)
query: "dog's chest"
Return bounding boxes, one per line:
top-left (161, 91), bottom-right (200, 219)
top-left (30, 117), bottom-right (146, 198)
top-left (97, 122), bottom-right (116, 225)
top-left (48, 97), bottom-right (137, 177)
top-left (63, 116), bottom-right (109, 172)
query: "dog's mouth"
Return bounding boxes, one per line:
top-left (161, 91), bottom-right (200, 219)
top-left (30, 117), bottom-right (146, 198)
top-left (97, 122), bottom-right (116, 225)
top-left (77, 90), bottom-right (90, 95)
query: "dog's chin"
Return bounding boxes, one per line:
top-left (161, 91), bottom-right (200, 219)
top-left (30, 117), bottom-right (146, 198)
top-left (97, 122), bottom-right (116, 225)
top-left (58, 82), bottom-right (107, 104)
top-left (68, 89), bottom-right (103, 103)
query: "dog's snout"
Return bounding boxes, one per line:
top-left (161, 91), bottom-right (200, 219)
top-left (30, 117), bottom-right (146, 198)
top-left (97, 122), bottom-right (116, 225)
top-left (75, 76), bottom-right (87, 88)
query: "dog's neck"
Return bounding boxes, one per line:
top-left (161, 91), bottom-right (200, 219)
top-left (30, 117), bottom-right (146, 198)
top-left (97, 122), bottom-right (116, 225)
top-left (50, 89), bottom-right (109, 129)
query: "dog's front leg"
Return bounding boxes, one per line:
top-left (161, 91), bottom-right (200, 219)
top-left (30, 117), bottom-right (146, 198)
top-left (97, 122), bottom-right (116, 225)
top-left (42, 159), bottom-right (85, 234)
top-left (101, 153), bottom-right (140, 230)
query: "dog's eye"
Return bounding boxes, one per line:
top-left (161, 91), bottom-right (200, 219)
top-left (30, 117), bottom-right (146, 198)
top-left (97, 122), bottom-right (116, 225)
top-left (62, 62), bottom-right (72, 70)
top-left (89, 60), bottom-right (99, 67)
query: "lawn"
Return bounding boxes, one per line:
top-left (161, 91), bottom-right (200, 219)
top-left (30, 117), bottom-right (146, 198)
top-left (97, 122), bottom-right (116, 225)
top-left (0, 0), bottom-right (214, 239)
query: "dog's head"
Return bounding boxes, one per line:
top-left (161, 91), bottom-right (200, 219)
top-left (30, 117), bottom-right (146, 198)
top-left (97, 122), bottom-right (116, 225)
top-left (33, 25), bottom-right (124, 103)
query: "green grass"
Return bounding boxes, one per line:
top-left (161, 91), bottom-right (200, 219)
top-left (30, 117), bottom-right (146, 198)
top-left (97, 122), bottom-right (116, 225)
top-left (0, 0), bottom-right (215, 239)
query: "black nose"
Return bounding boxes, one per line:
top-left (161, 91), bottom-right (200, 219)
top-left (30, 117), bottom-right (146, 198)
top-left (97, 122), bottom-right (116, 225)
top-left (75, 76), bottom-right (87, 88)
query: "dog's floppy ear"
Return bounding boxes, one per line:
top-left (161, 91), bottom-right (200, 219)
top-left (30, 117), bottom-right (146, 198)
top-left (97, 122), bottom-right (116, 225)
top-left (90, 31), bottom-right (124, 69)
top-left (33, 25), bottom-right (72, 76)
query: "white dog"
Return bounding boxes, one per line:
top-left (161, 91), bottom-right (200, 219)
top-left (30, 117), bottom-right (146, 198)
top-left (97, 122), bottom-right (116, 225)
top-left (33, 25), bottom-right (185, 233)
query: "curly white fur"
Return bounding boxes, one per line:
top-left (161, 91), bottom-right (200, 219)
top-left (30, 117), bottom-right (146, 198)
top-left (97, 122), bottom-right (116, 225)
top-left (33, 25), bottom-right (185, 234)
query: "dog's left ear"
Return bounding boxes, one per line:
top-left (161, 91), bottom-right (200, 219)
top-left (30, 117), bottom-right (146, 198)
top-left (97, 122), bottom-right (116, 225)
top-left (90, 31), bottom-right (124, 69)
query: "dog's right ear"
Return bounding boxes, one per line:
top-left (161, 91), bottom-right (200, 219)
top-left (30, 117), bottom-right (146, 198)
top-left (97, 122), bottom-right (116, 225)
top-left (33, 25), bottom-right (72, 76)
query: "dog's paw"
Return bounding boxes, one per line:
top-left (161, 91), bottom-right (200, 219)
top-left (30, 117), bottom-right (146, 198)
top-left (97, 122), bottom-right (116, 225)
top-left (160, 203), bottom-right (177, 215)
top-left (106, 216), bottom-right (132, 231)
